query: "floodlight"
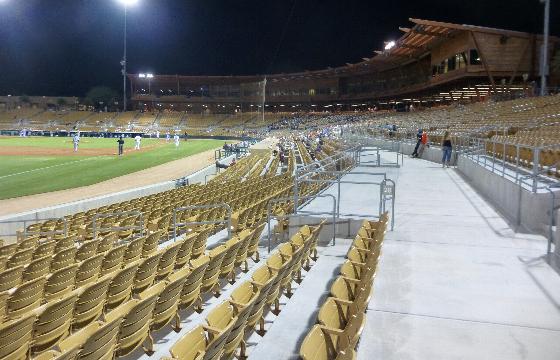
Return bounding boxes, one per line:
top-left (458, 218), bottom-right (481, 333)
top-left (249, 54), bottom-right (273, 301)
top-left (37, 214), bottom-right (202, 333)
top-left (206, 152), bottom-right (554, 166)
top-left (384, 41), bottom-right (396, 50)
top-left (119, 0), bottom-right (139, 6)
top-left (138, 73), bottom-right (146, 78)
top-left (146, 73), bottom-right (154, 78)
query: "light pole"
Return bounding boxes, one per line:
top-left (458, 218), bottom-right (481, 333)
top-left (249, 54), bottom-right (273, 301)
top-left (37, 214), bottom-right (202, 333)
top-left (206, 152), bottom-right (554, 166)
top-left (118, 0), bottom-right (138, 112)
top-left (540, 0), bottom-right (550, 96)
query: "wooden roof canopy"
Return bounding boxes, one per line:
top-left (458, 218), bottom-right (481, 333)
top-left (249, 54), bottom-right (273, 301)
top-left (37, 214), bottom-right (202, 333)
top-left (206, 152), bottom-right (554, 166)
top-left (129, 18), bottom-right (554, 84)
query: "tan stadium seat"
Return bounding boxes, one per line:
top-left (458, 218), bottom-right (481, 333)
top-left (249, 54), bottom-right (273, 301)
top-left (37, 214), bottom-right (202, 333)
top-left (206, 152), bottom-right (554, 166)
top-left (22, 256), bottom-right (52, 282)
top-left (72, 274), bottom-right (112, 330)
top-left (106, 293), bottom-right (158, 356)
top-left (44, 264), bottom-right (78, 301)
top-left (0, 291), bottom-right (7, 321)
top-left (223, 281), bottom-right (260, 359)
top-left (174, 233), bottom-right (197, 270)
top-left (33, 347), bottom-right (79, 360)
top-left (50, 247), bottom-right (78, 272)
top-left (220, 238), bottom-right (242, 284)
top-left (199, 245), bottom-right (228, 302)
top-left (59, 315), bottom-right (122, 360)
top-left (105, 262), bottom-right (139, 311)
top-left (0, 256), bottom-right (7, 272)
top-left (140, 271), bottom-right (187, 332)
top-left (142, 230), bottom-right (162, 257)
top-left (290, 232), bottom-right (313, 272)
top-left (202, 301), bottom-right (238, 360)
top-left (164, 324), bottom-right (207, 360)
top-left (191, 227), bottom-right (212, 259)
top-left (277, 242), bottom-right (303, 296)
top-left (31, 292), bottom-right (78, 354)
top-left (248, 265), bottom-right (277, 335)
top-left (233, 229), bottom-right (253, 273)
top-left (32, 240), bottom-right (57, 260)
top-left (157, 241), bottom-right (182, 280)
top-left (53, 237), bottom-right (75, 254)
top-left (330, 276), bottom-right (372, 312)
top-left (246, 222), bottom-right (265, 264)
top-left (0, 314), bottom-right (35, 360)
top-left (101, 244), bottom-right (127, 274)
top-left (0, 265), bottom-right (24, 292)
top-left (124, 236), bottom-right (147, 263)
top-left (339, 260), bottom-right (373, 284)
top-left (75, 240), bottom-right (100, 262)
top-left (16, 236), bottom-right (39, 251)
top-left (97, 234), bottom-right (116, 253)
top-left (6, 277), bottom-right (47, 319)
top-left (8, 247), bottom-right (34, 268)
top-left (0, 243), bottom-right (18, 258)
top-left (265, 252), bottom-right (291, 315)
top-left (133, 252), bottom-right (162, 294)
top-left (317, 297), bottom-right (365, 349)
top-left (74, 254), bottom-right (104, 288)
top-left (178, 255), bottom-right (210, 317)
top-left (299, 325), bottom-right (355, 360)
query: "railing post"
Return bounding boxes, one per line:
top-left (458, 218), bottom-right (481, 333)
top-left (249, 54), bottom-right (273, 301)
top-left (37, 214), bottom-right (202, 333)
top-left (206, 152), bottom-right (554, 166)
top-left (516, 145), bottom-right (520, 183)
top-left (532, 148), bottom-right (540, 193)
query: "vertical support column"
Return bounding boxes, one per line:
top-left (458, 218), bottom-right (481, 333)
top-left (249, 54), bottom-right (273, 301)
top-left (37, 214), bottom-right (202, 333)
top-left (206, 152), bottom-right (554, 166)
top-left (533, 148), bottom-right (540, 193)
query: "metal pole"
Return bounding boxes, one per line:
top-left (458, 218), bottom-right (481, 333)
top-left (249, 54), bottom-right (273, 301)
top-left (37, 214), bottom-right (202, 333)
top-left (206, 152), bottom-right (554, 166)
top-left (533, 148), bottom-right (540, 193)
top-left (123, 6), bottom-right (127, 112)
top-left (540, 0), bottom-right (550, 96)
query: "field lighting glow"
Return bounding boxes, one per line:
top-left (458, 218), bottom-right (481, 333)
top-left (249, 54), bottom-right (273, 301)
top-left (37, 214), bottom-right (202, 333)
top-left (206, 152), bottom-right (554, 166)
top-left (119, 0), bottom-right (139, 6)
top-left (384, 41), bottom-right (396, 50)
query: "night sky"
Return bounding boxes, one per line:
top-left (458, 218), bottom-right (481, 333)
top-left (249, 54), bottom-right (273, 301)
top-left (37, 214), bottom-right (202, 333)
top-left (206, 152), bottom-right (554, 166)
top-left (0, 0), bottom-right (557, 97)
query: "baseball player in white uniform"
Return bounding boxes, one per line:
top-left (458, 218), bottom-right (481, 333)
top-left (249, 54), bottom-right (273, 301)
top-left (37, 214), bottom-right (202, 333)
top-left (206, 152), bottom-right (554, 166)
top-left (73, 133), bottom-right (80, 152)
top-left (174, 134), bottom-right (180, 147)
top-left (134, 135), bottom-right (142, 150)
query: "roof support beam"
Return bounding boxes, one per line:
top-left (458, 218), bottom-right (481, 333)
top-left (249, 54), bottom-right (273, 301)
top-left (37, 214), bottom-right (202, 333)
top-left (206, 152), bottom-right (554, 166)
top-left (470, 31), bottom-right (497, 93)
top-left (409, 27), bottom-right (453, 38)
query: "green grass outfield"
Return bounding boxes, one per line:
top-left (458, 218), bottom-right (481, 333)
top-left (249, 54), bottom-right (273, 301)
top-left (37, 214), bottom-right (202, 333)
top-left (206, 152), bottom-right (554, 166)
top-left (0, 137), bottom-right (223, 200)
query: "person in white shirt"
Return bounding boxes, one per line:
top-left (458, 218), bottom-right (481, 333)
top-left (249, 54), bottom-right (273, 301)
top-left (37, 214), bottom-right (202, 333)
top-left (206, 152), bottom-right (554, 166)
top-left (134, 135), bottom-right (142, 150)
top-left (73, 134), bottom-right (80, 152)
top-left (174, 134), bottom-right (180, 147)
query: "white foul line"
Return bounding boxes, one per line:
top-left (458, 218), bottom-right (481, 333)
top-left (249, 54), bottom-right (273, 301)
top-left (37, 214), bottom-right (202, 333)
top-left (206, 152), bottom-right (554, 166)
top-left (0, 157), bottom-right (99, 180)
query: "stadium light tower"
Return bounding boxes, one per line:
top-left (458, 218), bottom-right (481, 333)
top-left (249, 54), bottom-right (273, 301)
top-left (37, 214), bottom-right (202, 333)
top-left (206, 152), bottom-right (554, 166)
top-left (118, 0), bottom-right (139, 112)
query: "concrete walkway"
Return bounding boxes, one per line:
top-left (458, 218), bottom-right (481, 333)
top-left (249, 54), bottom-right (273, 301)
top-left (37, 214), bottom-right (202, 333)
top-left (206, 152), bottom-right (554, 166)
top-left (357, 156), bottom-right (560, 360)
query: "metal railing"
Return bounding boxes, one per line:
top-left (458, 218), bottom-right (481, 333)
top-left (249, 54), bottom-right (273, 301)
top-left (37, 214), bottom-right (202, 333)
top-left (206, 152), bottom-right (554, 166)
top-left (92, 211), bottom-right (144, 239)
top-left (266, 194), bottom-right (337, 253)
top-left (172, 203), bottom-right (233, 241)
top-left (0, 217), bottom-right (68, 239)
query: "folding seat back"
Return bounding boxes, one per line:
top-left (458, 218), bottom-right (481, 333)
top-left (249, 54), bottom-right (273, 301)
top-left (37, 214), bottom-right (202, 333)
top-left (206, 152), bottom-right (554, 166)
top-left (23, 256), bottom-right (52, 282)
top-left (7, 277), bottom-right (47, 319)
top-left (17, 236), bottom-right (39, 251)
top-left (0, 243), bottom-right (18, 258)
top-left (123, 236), bottom-right (146, 263)
top-left (101, 244), bottom-right (126, 274)
top-left (8, 247), bottom-right (34, 268)
top-left (174, 233), bottom-right (197, 269)
top-left (33, 348), bottom-right (79, 360)
top-left (33, 240), bottom-right (57, 260)
top-left (233, 229), bottom-right (253, 272)
top-left (72, 275), bottom-right (111, 330)
top-left (75, 316), bottom-right (122, 360)
top-left (142, 230), bottom-right (162, 257)
top-left (0, 256), bottom-right (7, 272)
top-left (346, 246), bottom-right (368, 266)
top-left (105, 262), bottom-right (140, 311)
top-left (97, 233), bottom-right (116, 253)
top-left (220, 238), bottom-right (242, 283)
top-left (133, 252), bottom-right (162, 294)
top-left (0, 314), bottom-right (35, 360)
top-left (191, 227), bottom-right (211, 259)
top-left (265, 252), bottom-right (290, 306)
top-left (0, 290), bottom-right (7, 320)
top-left (204, 301), bottom-right (237, 360)
top-left (54, 236), bottom-right (75, 253)
top-left (75, 254), bottom-right (104, 288)
top-left (111, 294), bottom-right (158, 357)
top-left (200, 245), bottom-right (227, 295)
top-left (247, 266), bottom-right (276, 330)
top-left (0, 265), bottom-right (24, 292)
top-left (75, 240), bottom-right (100, 262)
top-left (142, 272), bottom-right (187, 331)
top-left (179, 255), bottom-right (209, 310)
top-left (32, 293), bottom-right (78, 354)
top-left (157, 241), bottom-right (182, 280)
top-left (223, 282), bottom-right (260, 358)
top-left (51, 247), bottom-right (78, 272)
top-left (299, 325), bottom-right (354, 360)
top-left (44, 264), bottom-right (79, 301)
top-left (340, 260), bottom-right (368, 282)
top-left (167, 324), bottom-right (207, 360)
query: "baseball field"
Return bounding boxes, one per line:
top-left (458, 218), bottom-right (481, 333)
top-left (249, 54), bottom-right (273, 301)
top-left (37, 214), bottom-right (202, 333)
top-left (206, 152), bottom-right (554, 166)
top-left (0, 136), bottom-right (224, 200)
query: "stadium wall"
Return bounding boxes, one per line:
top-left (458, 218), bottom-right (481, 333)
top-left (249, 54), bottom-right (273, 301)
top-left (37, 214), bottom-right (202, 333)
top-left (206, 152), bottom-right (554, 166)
top-left (0, 156), bottom-right (234, 241)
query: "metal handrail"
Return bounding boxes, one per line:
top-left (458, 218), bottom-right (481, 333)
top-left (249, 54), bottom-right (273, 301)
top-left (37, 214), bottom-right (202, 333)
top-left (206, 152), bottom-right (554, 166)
top-left (266, 194), bottom-right (337, 253)
top-left (92, 211), bottom-right (144, 239)
top-left (172, 203), bottom-right (233, 240)
top-left (0, 217), bottom-right (68, 239)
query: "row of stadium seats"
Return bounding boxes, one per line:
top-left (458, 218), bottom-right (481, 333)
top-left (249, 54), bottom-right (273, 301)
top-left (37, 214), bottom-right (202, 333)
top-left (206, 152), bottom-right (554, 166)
top-left (300, 216), bottom-right (388, 360)
top-left (163, 221), bottom-right (324, 360)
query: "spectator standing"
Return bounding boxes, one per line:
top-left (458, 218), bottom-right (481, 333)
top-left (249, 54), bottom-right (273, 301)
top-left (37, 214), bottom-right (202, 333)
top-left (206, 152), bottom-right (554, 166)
top-left (441, 131), bottom-right (453, 167)
top-left (417, 131), bottom-right (428, 158)
top-left (411, 129), bottom-right (423, 157)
